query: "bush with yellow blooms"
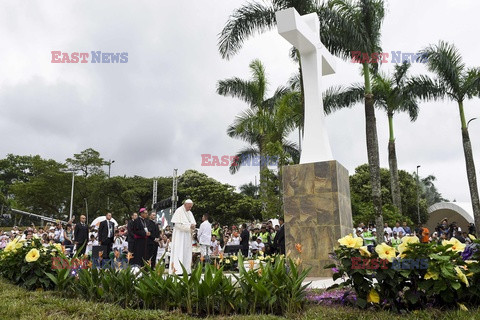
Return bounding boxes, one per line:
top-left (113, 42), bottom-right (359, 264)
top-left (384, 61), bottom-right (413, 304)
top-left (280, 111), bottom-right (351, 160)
top-left (325, 233), bottom-right (480, 311)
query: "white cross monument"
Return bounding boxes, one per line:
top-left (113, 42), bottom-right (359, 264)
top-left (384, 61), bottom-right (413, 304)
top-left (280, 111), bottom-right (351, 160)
top-left (276, 8), bottom-right (336, 164)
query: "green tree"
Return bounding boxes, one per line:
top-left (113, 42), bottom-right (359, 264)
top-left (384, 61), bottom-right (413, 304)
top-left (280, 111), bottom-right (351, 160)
top-left (239, 182), bottom-right (259, 198)
top-left (216, 59), bottom-right (298, 214)
top-left (178, 170), bottom-right (261, 226)
top-left (322, 0), bottom-right (386, 243)
top-left (10, 156), bottom-right (70, 222)
top-left (418, 174), bottom-right (448, 207)
top-left (415, 41), bottom-right (480, 235)
top-left (324, 62), bottom-right (428, 218)
top-left (350, 164), bottom-right (429, 229)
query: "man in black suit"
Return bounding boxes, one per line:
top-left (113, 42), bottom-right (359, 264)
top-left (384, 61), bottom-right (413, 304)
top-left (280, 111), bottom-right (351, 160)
top-left (132, 208), bottom-right (150, 266)
top-left (126, 212), bottom-right (138, 255)
top-left (147, 211), bottom-right (160, 268)
top-left (74, 215), bottom-right (89, 256)
top-left (274, 218), bottom-right (285, 255)
top-left (98, 212), bottom-right (115, 257)
top-left (240, 223), bottom-right (250, 257)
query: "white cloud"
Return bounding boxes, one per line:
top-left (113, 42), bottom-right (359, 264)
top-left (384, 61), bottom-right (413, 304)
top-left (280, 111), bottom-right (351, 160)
top-left (0, 0), bottom-right (479, 204)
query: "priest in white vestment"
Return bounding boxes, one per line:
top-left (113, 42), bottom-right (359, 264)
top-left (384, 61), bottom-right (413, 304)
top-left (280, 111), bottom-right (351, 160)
top-left (169, 199), bottom-right (196, 274)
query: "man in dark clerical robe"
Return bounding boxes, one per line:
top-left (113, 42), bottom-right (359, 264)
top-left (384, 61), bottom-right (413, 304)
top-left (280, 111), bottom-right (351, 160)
top-left (147, 211), bottom-right (160, 268)
top-left (74, 215), bottom-right (89, 256)
top-left (132, 208), bottom-right (150, 266)
top-left (126, 212), bottom-right (138, 255)
top-left (240, 223), bottom-right (250, 257)
top-left (273, 218), bottom-right (285, 255)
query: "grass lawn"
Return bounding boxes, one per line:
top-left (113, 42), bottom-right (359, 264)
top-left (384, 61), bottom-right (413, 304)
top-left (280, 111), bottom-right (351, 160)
top-left (0, 278), bottom-right (478, 320)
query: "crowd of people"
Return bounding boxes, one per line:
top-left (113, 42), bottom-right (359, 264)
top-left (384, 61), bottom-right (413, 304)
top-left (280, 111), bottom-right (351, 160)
top-left (0, 201), bottom-right (286, 273)
top-left (353, 219), bottom-right (476, 251)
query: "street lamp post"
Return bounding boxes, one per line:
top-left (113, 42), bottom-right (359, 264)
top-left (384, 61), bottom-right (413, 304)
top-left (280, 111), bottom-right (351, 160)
top-left (62, 168), bottom-right (79, 221)
top-left (69, 171), bottom-right (75, 221)
top-left (106, 159), bottom-right (115, 210)
top-left (84, 198), bottom-right (89, 225)
top-left (416, 165), bottom-right (421, 225)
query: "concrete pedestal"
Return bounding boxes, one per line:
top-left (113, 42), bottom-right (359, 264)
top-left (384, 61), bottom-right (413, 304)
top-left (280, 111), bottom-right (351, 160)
top-left (282, 160), bottom-right (353, 277)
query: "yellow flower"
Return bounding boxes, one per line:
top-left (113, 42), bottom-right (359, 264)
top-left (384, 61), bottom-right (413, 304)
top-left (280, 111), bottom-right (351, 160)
top-left (232, 255), bottom-right (238, 261)
top-left (338, 234), bottom-right (363, 248)
top-left (25, 249), bottom-right (40, 263)
top-left (468, 234), bottom-right (476, 241)
top-left (367, 289), bottom-right (380, 304)
top-left (258, 256), bottom-right (265, 261)
top-left (258, 250), bottom-right (264, 256)
top-left (53, 243), bottom-right (62, 252)
top-left (465, 260), bottom-right (477, 264)
top-left (359, 246), bottom-right (371, 257)
top-left (375, 243), bottom-right (396, 262)
top-left (442, 238), bottom-right (466, 252)
top-left (225, 259), bottom-right (231, 264)
top-left (458, 303), bottom-right (468, 311)
top-left (14, 242), bottom-right (23, 249)
top-left (4, 242), bottom-right (16, 253)
top-left (294, 257), bottom-right (302, 266)
top-left (455, 266), bottom-right (469, 287)
top-left (402, 235), bottom-right (420, 244)
top-left (424, 270), bottom-right (439, 280)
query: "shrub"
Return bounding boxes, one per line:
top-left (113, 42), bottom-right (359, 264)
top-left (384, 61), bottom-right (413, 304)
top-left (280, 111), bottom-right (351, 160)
top-left (326, 234), bottom-right (480, 311)
top-left (0, 237), bottom-right (63, 290)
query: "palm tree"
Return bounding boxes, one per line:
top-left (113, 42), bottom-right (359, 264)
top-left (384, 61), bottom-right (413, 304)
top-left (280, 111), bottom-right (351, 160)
top-left (216, 59), bottom-right (299, 212)
top-left (320, 0), bottom-right (386, 243)
top-left (416, 41), bottom-right (480, 234)
top-left (323, 63), bottom-right (421, 217)
top-left (220, 0), bottom-right (388, 242)
top-left (218, 0), bottom-right (320, 60)
top-left (374, 63), bottom-right (420, 216)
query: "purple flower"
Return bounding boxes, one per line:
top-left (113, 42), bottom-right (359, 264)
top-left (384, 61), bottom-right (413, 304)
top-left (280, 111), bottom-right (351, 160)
top-left (332, 267), bottom-right (339, 273)
top-left (461, 244), bottom-right (477, 260)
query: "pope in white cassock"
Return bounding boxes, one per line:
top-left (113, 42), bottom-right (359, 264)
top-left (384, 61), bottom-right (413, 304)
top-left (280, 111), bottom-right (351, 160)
top-left (169, 199), bottom-right (196, 274)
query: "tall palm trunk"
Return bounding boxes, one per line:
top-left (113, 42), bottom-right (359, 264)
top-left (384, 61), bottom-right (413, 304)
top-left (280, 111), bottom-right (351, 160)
top-left (363, 63), bottom-right (384, 243)
top-left (388, 113), bottom-right (403, 215)
top-left (459, 101), bottom-right (480, 236)
top-left (259, 137), bottom-right (268, 216)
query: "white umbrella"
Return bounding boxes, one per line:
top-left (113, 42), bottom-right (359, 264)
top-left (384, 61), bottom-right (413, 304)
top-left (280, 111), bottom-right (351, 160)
top-left (90, 216), bottom-right (119, 227)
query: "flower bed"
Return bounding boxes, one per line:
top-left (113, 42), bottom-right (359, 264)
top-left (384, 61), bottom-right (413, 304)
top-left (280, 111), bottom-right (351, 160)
top-left (326, 234), bottom-right (480, 311)
top-left (0, 237), bottom-right (63, 290)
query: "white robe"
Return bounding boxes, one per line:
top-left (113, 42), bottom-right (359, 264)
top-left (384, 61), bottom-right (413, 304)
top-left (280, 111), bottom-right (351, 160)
top-left (169, 205), bottom-right (196, 274)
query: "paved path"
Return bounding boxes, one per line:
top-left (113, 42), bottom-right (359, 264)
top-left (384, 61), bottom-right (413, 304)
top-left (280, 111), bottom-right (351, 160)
top-left (304, 277), bottom-right (345, 289)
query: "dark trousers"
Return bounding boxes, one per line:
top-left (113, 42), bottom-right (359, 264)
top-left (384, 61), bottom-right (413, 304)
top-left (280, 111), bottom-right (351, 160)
top-left (76, 241), bottom-right (87, 256)
top-left (148, 245), bottom-right (158, 268)
top-left (102, 237), bottom-right (114, 257)
top-left (128, 241), bottom-right (135, 253)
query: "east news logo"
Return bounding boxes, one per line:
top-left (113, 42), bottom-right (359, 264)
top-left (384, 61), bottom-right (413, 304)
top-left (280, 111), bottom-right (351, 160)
top-left (51, 51), bottom-right (128, 63)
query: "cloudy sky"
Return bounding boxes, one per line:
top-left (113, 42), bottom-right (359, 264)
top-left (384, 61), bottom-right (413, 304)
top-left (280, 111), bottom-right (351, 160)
top-left (1, 0), bottom-right (479, 204)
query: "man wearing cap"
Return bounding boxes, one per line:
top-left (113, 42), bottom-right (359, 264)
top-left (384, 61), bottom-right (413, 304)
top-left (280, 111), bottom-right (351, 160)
top-left (169, 199), bottom-right (196, 274)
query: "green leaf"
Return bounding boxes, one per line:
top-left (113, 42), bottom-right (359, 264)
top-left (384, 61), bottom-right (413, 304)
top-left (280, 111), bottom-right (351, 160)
top-left (451, 282), bottom-right (461, 290)
top-left (356, 297), bottom-right (367, 308)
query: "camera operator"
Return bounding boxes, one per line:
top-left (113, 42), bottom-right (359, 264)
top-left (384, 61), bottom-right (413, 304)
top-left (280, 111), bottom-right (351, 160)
top-left (468, 223), bottom-right (476, 236)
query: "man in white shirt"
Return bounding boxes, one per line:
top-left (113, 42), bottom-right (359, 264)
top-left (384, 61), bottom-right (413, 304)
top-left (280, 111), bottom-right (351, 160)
top-left (392, 222), bottom-right (405, 236)
top-left (384, 222), bottom-right (393, 237)
top-left (197, 214), bottom-right (212, 259)
top-left (255, 237), bottom-right (265, 253)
